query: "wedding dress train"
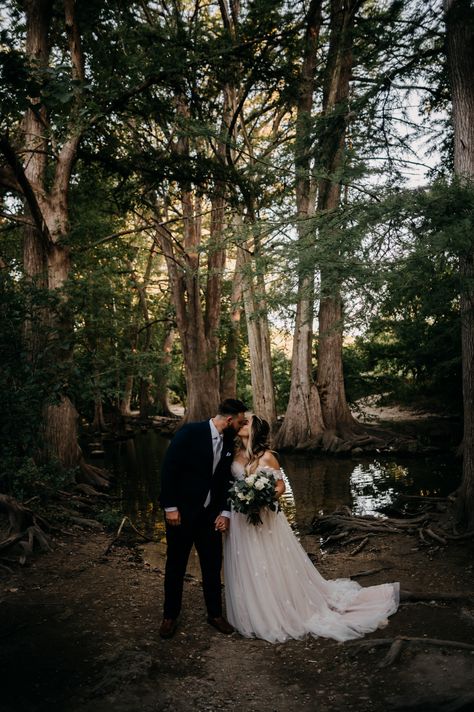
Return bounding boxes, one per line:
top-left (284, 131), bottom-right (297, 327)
top-left (223, 462), bottom-right (399, 643)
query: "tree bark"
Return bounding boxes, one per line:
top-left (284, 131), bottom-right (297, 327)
top-left (156, 197), bottom-right (222, 422)
top-left (155, 328), bottom-right (175, 417)
top-left (315, 0), bottom-right (361, 438)
top-left (220, 248), bottom-right (243, 401)
top-left (275, 0), bottom-right (325, 449)
top-left (127, 247), bottom-right (156, 419)
top-left (21, 0), bottom-right (52, 363)
top-left (444, 0), bottom-right (474, 529)
top-left (120, 375), bottom-right (134, 416)
top-left (217, 0), bottom-right (277, 427)
top-left (238, 222), bottom-right (277, 427)
top-left (12, 1), bottom-right (109, 485)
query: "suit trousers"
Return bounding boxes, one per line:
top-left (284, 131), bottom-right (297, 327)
top-left (163, 507), bottom-right (223, 619)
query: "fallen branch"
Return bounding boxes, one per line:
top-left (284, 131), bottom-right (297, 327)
top-left (350, 536), bottom-right (369, 556)
top-left (103, 516), bottom-right (128, 555)
top-left (350, 566), bottom-right (389, 579)
top-left (103, 515), bottom-right (152, 556)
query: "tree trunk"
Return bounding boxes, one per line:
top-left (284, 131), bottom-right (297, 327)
top-left (21, 0), bottom-right (52, 363)
top-left (275, 0), bottom-right (325, 449)
top-left (42, 240), bottom-right (81, 468)
top-left (217, 0), bottom-right (276, 426)
top-left (155, 328), bottom-right (175, 417)
top-left (220, 248), bottom-right (243, 401)
top-left (315, 0), bottom-right (361, 438)
top-left (120, 376), bottom-right (134, 416)
top-left (14, 1), bottom-right (109, 487)
top-left (128, 248), bottom-right (156, 420)
top-left (444, 0), bottom-right (474, 529)
top-left (91, 393), bottom-right (107, 432)
top-left (238, 225), bottom-right (277, 427)
top-left (317, 286), bottom-right (356, 434)
top-left (156, 201), bottom-right (221, 422)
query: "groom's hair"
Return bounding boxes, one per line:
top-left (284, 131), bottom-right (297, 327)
top-left (217, 398), bottom-right (248, 416)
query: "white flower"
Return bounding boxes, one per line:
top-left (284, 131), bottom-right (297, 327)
top-left (258, 476), bottom-right (269, 486)
top-left (245, 475), bottom-right (256, 486)
top-left (254, 480), bottom-right (265, 491)
top-left (237, 492), bottom-right (246, 500)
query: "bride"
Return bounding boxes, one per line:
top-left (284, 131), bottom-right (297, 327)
top-left (223, 414), bottom-right (400, 643)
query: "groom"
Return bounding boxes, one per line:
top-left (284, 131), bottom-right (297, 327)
top-left (158, 398), bottom-right (248, 639)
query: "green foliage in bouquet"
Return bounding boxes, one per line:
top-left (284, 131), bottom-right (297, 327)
top-left (229, 469), bottom-right (280, 526)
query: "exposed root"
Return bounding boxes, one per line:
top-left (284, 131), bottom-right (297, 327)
top-left (379, 638), bottom-right (404, 668)
top-left (0, 494), bottom-right (51, 564)
top-left (400, 591), bottom-right (474, 603)
top-left (77, 458), bottom-right (111, 490)
top-left (347, 636), bottom-right (474, 668)
top-left (313, 502), bottom-right (465, 548)
top-left (73, 483), bottom-right (112, 498)
top-left (314, 511), bottom-right (431, 541)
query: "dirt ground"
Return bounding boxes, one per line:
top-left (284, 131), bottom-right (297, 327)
top-left (1, 510), bottom-right (474, 712)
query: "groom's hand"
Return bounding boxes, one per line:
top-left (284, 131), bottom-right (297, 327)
top-left (214, 515), bottom-right (229, 532)
top-left (165, 510), bottom-right (181, 526)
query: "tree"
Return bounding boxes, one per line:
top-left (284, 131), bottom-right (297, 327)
top-left (274, 0), bottom-right (325, 449)
top-left (444, 0), bottom-right (474, 528)
top-left (0, 0), bottom-right (110, 486)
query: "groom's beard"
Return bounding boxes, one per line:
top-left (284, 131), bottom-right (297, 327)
top-left (224, 425), bottom-right (238, 435)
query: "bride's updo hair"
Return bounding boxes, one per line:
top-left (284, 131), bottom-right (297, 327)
top-left (246, 415), bottom-right (270, 467)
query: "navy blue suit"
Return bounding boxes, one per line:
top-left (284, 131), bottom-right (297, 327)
top-left (159, 421), bottom-right (235, 619)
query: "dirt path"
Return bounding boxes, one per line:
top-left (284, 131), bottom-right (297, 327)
top-left (1, 519), bottom-right (474, 712)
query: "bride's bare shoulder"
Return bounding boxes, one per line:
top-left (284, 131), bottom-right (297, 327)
top-left (259, 449), bottom-right (280, 470)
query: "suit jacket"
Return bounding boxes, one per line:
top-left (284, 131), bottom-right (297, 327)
top-left (159, 420), bottom-right (235, 520)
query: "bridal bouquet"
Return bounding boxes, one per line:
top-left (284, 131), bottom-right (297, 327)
top-left (229, 468), bottom-right (279, 526)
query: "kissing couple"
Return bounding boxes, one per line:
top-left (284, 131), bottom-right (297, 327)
top-left (159, 398), bottom-right (399, 643)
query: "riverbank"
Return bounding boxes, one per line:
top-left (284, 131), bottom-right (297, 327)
top-left (1, 508), bottom-right (473, 712)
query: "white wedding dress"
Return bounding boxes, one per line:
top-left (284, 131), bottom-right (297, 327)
top-left (223, 462), bottom-right (399, 643)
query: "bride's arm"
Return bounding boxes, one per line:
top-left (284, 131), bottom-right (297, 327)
top-left (259, 450), bottom-right (286, 498)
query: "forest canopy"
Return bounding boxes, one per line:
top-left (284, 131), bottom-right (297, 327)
top-left (1, 0), bottom-right (473, 526)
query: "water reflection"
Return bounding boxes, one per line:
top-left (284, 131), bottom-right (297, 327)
top-left (104, 431), bottom-right (167, 539)
top-left (102, 430), bottom-right (461, 539)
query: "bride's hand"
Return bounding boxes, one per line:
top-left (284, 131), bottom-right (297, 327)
top-left (274, 479), bottom-right (285, 499)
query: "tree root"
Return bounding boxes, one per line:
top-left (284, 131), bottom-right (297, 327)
top-left (314, 512), bottom-right (431, 539)
top-left (400, 591), bottom-right (474, 603)
top-left (0, 494), bottom-right (51, 564)
top-left (73, 483), bottom-right (112, 498)
top-left (347, 636), bottom-right (474, 668)
top-left (312, 505), bottom-right (465, 548)
top-left (77, 458), bottom-right (111, 489)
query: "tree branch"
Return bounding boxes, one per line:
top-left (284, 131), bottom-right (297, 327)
top-left (0, 134), bottom-right (53, 249)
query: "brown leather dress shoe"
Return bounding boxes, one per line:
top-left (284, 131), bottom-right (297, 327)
top-left (159, 618), bottom-right (177, 639)
top-left (207, 616), bottom-right (234, 635)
